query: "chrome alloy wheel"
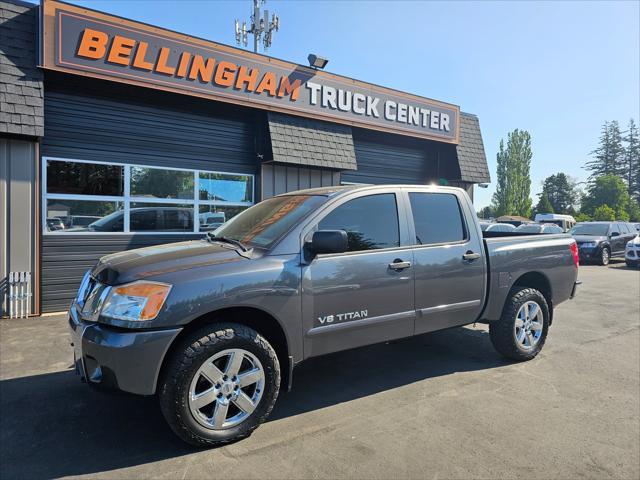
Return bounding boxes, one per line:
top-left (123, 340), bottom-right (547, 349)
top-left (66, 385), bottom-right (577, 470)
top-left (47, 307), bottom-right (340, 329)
top-left (188, 348), bottom-right (265, 430)
top-left (602, 248), bottom-right (610, 265)
top-left (514, 301), bottom-right (544, 350)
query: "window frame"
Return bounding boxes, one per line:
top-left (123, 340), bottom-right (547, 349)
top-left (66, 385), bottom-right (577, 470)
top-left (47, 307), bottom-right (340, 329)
top-left (42, 156), bottom-right (254, 235)
top-left (406, 191), bottom-right (470, 247)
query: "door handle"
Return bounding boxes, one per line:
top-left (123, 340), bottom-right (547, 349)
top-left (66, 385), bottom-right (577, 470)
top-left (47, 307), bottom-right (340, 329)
top-left (462, 251), bottom-right (481, 261)
top-left (388, 259), bottom-right (412, 271)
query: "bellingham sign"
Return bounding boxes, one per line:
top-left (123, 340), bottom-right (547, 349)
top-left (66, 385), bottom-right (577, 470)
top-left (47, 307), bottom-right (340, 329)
top-left (42, 0), bottom-right (460, 143)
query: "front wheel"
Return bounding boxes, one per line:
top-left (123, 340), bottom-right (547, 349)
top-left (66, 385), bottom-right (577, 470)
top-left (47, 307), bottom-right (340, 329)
top-left (489, 287), bottom-right (550, 361)
top-left (159, 323), bottom-right (281, 447)
top-left (599, 247), bottom-right (610, 266)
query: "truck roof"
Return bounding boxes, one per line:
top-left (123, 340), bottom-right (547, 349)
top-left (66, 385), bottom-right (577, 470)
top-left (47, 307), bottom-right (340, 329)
top-left (279, 184), bottom-right (466, 198)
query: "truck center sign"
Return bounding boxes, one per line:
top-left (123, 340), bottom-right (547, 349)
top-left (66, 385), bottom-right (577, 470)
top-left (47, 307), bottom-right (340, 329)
top-left (42, 0), bottom-right (460, 144)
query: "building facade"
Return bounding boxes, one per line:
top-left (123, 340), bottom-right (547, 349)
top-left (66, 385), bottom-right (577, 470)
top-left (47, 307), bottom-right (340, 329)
top-left (1, 0), bottom-right (490, 315)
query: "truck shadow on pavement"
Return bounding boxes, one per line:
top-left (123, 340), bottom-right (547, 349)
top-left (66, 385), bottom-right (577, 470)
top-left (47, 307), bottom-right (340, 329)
top-left (0, 326), bottom-right (508, 479)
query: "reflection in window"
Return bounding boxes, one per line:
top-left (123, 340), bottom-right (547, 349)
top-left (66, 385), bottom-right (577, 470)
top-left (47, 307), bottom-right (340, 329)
top-left (199, 205), bottom-right (247, 232)
top-left (46, 199), bottom-right (124, 232)
top-left (131, 167), bottom-right (194, 199)
top-left (199, 173), bottom-right (252, 203)
top-left (46, 160), bottom-right (124, 196)
top-left (319, 194), bottom-right (399, 251)
top-left (130, 203), bottom-right (194, 232)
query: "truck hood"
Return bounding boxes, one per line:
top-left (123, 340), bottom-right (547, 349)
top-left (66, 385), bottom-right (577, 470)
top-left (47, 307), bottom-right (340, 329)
top-left (572, 235), bottom-right (607, 244)
top-left (92, 240), bottom-right (249, 285)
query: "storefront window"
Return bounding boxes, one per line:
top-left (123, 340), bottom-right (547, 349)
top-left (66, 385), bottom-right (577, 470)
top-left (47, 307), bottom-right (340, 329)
top-left (46, 199), bottom-right (124, 232)
top-left (46, 160), bottom-right (124, 196)
top-left (199, 173), bottom-right (253, 203)
top-left (43, 158), bottom-right (253, 234)
top-left (130, 203), bottom-right (194, 232)
top-left (130, 167), bottom-right (194, 199)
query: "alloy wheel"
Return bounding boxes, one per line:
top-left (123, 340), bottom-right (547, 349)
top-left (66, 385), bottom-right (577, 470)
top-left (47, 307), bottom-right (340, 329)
top-left (513, 301), bottom-right (544, 350)
top-left (188, 348), bottom-right (265, 430)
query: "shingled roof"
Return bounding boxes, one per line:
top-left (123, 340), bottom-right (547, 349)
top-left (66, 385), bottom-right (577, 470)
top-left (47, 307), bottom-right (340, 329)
top-left (0, 0), bottom-right (43, 138)
top-left (268, 112), bottom-right (357, 170)
top-left (456, 113), bottom-right (490, 183)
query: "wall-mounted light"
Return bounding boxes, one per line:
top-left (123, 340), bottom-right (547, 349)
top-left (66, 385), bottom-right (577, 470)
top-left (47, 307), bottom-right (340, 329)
top-left (307, 54), bottom-right (329, 69)
top-left (477, 183), bottom-right (490, 189)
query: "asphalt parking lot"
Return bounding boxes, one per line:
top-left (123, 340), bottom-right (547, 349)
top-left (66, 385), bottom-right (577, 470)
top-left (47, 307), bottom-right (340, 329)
top-left (1, 261), bottom-right (638, 479)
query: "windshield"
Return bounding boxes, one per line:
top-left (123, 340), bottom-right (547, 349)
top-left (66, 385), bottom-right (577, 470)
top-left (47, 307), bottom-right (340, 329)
top-left (515, 225), bottom-right (542, 233)
top-left (212, 195), bottom-right (327, 248)
top-left (569, 224), bottom-right (609, 236)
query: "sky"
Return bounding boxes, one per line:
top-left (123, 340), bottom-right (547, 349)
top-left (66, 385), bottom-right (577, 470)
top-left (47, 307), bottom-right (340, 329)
top-left (68, 0), bottom-right (640, 208)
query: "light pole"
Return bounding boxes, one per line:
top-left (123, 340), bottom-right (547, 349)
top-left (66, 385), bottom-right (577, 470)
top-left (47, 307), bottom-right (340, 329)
top-left (235, 0), bottom-right (280, 53)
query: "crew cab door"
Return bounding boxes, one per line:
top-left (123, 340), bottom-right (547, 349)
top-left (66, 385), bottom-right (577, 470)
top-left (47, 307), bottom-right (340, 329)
top-left (301, 191), bottom-right (415, 358)
top-left (405, 190), bottom-right (486, 335)
top-left (609, 223), bottom-right (626, 254)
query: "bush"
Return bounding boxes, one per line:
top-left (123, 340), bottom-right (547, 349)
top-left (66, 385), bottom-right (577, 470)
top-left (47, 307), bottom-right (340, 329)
top-left (593, 204), bottom-right (616, 221)
top-left (575, 212), bottom-right (591, 222)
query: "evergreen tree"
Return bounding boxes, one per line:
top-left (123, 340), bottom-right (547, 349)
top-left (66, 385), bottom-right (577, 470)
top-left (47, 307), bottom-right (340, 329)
top-left (623, 118), bottom-right (640, 203)
top-left (491, 129), bottom-right (533, 217)
top-left (538, 173), bottom-right (579, 214)
top-left (585, 121), bottom-right (625, 181)
top-left (535, 192), bottom-right (554, 215)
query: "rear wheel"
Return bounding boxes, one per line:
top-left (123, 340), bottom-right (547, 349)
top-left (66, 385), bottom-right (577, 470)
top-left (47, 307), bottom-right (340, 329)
top-left (490, 287), bottom-right (550, 361)
top-left (599, 247), bottom-right (610, 266)
top-left (159, 323), bottom-right (280, 447)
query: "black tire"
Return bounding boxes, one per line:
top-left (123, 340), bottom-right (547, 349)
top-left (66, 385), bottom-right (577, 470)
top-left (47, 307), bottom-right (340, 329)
top-left (489, 287), bottom-right (550, 361)
top-left (599, 247), bottom-right (610, 266)
top-left (159, 323), bottom-right (280, 447)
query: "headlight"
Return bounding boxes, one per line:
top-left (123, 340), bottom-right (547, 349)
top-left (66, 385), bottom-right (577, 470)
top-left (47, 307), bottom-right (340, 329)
top-left (581, 242), bottom-right (597, 248)
top-left (101, 281), bottom-right (172, 322)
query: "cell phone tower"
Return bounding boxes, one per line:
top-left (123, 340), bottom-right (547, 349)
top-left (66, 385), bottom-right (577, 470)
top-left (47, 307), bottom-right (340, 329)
top-left (235, 0), bottom-right (280, 53)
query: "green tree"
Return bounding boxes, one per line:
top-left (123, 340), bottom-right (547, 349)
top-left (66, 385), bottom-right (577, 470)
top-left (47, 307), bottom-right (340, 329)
top-left (627, 201), bottom-right (640, 222)
top-left (477, 205), bottom-right (495, 219)
top-left (593, 204), bottom-right (616, 221)
top-left (581, 174), bottom-right (630, 219)
top-left (585, 121), bottom-right (625, 181)
top-left (534, 192), bottom-right (554, 215)
top-left (623, 118), bottom-right (640, 203)
top-left (575, 212), bottom-right (591, 222)
top-left (491, 129), bottom-right (533, 217)
top-left (538, 173), bottom-right (579, 214)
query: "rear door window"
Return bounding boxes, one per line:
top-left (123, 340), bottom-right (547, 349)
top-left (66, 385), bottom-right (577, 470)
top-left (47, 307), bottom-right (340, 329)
top-left (318, 194), bottom-right (399, 251)
top-left (409, 193), bottom-right (466, 245)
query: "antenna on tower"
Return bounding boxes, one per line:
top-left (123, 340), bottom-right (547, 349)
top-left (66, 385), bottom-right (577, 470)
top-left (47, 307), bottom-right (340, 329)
top-left (234, 0), bottom-right (279, 53)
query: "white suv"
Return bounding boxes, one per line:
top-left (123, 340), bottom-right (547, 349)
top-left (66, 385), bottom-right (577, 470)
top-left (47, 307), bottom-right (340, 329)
top-left (625, 236), bottom-right (640, 268)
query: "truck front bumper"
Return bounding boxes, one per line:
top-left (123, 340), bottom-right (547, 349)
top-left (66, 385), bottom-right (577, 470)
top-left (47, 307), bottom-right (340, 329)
top-left (69, 304), bottom-right (182, 395)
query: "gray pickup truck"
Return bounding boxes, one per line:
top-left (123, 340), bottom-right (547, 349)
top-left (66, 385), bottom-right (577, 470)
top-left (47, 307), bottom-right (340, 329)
top-left (69, 185), bottom-right (580, 446)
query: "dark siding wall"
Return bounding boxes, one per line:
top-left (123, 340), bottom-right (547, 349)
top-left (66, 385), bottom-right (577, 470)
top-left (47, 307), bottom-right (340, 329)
top-left (261, 163), bottom-right (340, 199)
top-left (343, 129), bottom-right (460, 185)
top-left (41, 74), bottom-right (258, 312)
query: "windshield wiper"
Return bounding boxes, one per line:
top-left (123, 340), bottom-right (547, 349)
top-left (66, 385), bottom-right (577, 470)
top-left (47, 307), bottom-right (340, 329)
top-left (206, 233), bottom-right (248, 252)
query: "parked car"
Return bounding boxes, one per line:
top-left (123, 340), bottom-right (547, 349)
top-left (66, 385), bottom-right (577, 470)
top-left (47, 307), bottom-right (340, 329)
top-left (480, 222), bottom-right (516, 233)
top-left (515, 223), bottom-right (564, 234)
top-left (46, 217), bottom-right (65, 231)
top-left (569, 221), bottom-right (637, 265)
top-left (632, 223), bottom-right (640, 233)
top-left (534, 213), bottom-right (576, 232)
top-left (67, 207), bottom-right (194, 232)
top-left (69, 185), bottom-right (579, 447)
top-left (625, 236), bottom-right (640, 268)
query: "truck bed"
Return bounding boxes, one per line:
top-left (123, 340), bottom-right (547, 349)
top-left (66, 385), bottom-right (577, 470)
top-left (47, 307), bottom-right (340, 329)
top-left (480, 233), bottom-right (577, 322)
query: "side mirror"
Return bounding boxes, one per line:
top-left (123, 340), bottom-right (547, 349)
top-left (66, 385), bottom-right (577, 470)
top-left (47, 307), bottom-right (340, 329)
top-left (308, 230), bottom-right (348, 255)
top-left (610, 231), bottom-right (620, 237)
